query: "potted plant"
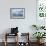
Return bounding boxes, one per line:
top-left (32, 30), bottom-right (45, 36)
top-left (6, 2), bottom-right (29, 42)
top-left (33, 32), bottom-right (46, 43)
top-left (32, 24), bottom-right (45, 30)
top-left (32, 25), bottom-right (39, 30)
top-left (40, 26), bottom-right (45, 29)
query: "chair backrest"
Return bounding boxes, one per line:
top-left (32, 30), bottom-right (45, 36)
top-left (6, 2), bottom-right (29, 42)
top-left (18, 33), bottom-right (29, 42)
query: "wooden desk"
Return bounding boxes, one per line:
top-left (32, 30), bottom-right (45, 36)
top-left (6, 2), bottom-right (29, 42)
top-left (4, 33), bottom-right (30, 46)
top-left (4, 33), bottom-right (18, 46)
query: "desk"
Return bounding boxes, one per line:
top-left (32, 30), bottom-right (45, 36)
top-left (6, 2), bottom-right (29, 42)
top-left (4, 33), bottom-right (18, 46)
top-left (4, 33), bottom-right (30, 46)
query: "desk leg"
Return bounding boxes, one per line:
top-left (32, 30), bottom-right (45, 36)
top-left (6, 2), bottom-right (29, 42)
top-left (4, 41), bottom-right (7, 46)
top-left (16, 34), bottom-right (18, 46)
top-left (4, 34), bottom-right (7, 46)
top-left (15, 34), bottom-right (18, 46)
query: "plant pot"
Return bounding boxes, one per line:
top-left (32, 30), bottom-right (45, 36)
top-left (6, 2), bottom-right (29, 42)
top-left (37, 39), bottom-right (40, 43)
top-left (40, 38), bottom-right (45, 43)
top-left (37, 39), bottom-right (45, 44)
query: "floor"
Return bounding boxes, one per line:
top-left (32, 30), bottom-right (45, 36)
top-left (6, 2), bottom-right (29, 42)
top-left (0, 42), bottom-right (46, 46)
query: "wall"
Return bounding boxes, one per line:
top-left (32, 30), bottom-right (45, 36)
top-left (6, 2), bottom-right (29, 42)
top-left (0, 0), bottom-right (36, 42)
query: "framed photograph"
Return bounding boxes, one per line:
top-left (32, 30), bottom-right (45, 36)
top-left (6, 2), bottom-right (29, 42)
top-left (10, 8), bottom-right (25, 19)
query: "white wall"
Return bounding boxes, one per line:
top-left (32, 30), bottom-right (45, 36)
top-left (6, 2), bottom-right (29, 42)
top-left (0, 0), bottom-right (36, 42)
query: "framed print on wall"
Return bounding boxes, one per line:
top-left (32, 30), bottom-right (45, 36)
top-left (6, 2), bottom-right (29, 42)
top-left (37, 0), bottom-right (46, 19)
top-left (10, 8), bottom-right (25, 19)
top-left (36, 0), bottom-right (46, 26)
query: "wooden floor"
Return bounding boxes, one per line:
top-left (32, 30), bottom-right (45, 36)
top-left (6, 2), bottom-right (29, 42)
top-left (0, 42), bottom-right (46, 46)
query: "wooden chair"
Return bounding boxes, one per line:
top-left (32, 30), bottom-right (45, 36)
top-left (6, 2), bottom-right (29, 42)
top-left (4, 33), bottom-right (18, 46)
top-left (18, 33), bottom-right (30, 46)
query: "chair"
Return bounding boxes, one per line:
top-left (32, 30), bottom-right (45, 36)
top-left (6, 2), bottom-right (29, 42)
top-left (4, 33), bottom-right (18, 46)
top-left (4, 27), bottom-right (19, 46)
top-left (18, 33), bottom-right (30, 46)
